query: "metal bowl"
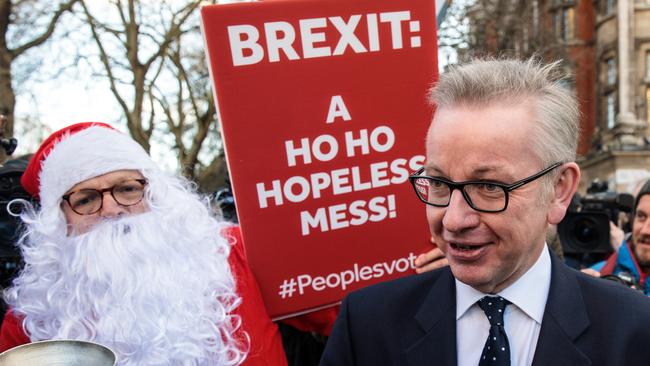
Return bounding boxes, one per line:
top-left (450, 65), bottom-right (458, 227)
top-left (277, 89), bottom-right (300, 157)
top-left (0, 340), bottom-right (116, 366)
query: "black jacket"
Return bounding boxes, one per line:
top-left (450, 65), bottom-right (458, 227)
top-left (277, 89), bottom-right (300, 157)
top-left (321, 253), bottom-right (650, 366)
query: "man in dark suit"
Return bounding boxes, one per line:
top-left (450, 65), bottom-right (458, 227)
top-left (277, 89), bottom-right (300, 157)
top-left (320, 58), bottom-right (650, 365)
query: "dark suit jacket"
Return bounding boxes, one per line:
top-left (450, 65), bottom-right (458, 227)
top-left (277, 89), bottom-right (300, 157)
top-left (320, 253), bottom-right (650, 365)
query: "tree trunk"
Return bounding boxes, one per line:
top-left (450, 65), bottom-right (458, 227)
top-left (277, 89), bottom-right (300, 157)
top-left (0, 0), bottom-right (13, 163)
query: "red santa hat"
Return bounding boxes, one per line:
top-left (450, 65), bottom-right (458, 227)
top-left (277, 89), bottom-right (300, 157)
top-left (21, 122), bottom-right (157, 213)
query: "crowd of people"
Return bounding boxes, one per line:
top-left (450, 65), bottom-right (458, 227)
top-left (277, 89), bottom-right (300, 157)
top-left (0, 57), bottom-right (649, 366)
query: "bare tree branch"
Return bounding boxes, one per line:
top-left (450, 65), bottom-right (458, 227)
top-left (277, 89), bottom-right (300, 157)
top-left (11, 0), bottom-right (79, 58)
top-left (80, 0), bottom-right (131, 128)
top-left (77, 0), bottom-right (223, 187)
top-left (0, 0), bottom-right (78, 141)
top-left (142, 1), bottom-right (199, 71)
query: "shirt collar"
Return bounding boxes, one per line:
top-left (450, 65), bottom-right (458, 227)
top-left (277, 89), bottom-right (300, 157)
top-left (456, 245), bottom-right (551, 324)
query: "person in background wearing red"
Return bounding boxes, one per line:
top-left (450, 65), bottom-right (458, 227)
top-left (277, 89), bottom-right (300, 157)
top-left (0, 123), bottom-right (285, 365)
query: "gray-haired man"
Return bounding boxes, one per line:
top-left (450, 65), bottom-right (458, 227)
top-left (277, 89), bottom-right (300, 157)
top-left (320, 58), bottom-right (650, 366)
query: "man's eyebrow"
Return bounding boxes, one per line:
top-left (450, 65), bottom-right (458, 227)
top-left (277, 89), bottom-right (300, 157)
top-left (473, 166), bottom-right (506, 178)
top-left (423, 164), bottom-right (510, 179)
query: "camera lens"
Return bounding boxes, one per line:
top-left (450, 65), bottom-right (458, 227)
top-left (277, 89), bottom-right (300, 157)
top-left (573, 217), bottom-right (599, 247)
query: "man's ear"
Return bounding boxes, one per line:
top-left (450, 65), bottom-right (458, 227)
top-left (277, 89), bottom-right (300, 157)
top-left (547, 162), bottom-right (580, 225)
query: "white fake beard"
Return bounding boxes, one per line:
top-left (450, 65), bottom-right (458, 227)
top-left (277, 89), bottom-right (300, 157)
top-left (7, 211), bottom-right (246, 366)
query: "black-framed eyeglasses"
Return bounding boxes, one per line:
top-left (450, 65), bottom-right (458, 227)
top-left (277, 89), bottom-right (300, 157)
top-left (62, 179), bottom-right (148, 215)
top-left (408, 162), bottom-right (563, 213)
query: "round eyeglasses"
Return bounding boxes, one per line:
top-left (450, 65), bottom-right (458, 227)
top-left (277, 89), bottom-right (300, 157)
top-left (408, 163), bottom-right (562, 213)
top-left (61, 179), bottom-right (148, 215)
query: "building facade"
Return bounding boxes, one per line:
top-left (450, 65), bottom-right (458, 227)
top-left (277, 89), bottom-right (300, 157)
top-left (462, 0), bottom-right (650, 193)
top-left (581, 0), bottom-right (650, 194)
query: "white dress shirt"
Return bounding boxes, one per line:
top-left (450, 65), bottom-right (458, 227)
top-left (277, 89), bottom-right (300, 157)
top-left (456, 245), bottom-right (552, 366)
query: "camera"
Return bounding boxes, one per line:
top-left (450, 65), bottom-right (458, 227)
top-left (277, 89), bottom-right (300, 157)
top-left (0, 114), bottom-right (16, 156)
top-left (558, 179), bottom-right (633, 256)
top-left (601, 271), bottom-right (644, 292)
top-left (213, 187), bottom-right (238, 223)
top-left (0, 138), bottom-right (16, 156)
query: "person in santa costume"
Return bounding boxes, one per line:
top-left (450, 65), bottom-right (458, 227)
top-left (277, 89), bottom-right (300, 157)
top-left (0, 122), bottom-right (286, 366)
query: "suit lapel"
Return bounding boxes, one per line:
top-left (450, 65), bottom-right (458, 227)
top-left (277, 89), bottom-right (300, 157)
top-left (401, 254), bottom-right (593, 366)
top-left (532, 253), bottom-right (591, 366)
top-left (404, 268), bottom-right (457, 366)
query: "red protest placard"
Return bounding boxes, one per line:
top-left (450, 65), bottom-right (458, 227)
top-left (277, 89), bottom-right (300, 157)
top-left (201, 0), bottom-right (438, 319)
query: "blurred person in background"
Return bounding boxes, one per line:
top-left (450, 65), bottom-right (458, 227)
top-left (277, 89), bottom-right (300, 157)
top-left (585, 180), bottom-right (650, 294)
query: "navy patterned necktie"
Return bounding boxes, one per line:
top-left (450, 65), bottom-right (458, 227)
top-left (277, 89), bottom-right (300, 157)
top-left (477, 296), bottom-right (511, 366)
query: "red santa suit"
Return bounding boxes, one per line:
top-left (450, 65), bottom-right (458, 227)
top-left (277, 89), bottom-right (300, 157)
top-left (0, 226), bottom-right (287, 366)
top-left (0, 122), bottom-right (336, 364)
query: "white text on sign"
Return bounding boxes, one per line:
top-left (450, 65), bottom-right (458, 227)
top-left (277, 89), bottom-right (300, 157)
top-left (254, 94), bottom-right (425, 236)
top-left (277, 252), bottom-right (418, 298)
top-left (300, 194), bottom-right (396, 235)
top-left (227, 11), bottom-right (422, 66)
top-left (256, 156), bottom-right (423, 208)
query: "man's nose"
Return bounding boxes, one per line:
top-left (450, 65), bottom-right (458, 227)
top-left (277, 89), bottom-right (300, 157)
top-left (99, 192), bottom-right (127, 218)
top-left (441, 189), bottom-right (480, 233)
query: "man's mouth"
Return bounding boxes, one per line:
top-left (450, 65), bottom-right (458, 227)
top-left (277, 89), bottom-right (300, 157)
top-left (447, 242), bottom-right (491, 260)
top-left (450, 242), bottom-right (486, 251)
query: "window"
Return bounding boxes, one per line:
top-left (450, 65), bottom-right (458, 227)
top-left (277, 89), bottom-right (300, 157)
top-left (646, 51), bottom-right (650, 79)
top-left (607, 92), bottom-right (616, 129)
top-left (563, 8), bottom-right (575, 40)
top-left (532, 0), bottom-right (539, 35)
top-left (554, 7), bottom-right (575, 41)
top-left (646, 88), bottom-right (650, 123)
top-left (607, 58), bottom-right (616, 85)
top-left (601, 0), bottom-right (617, 15)
top-left (554, 11), bottom-right (562, 38)
top-left (602, 57), bottom-right (617, 129)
